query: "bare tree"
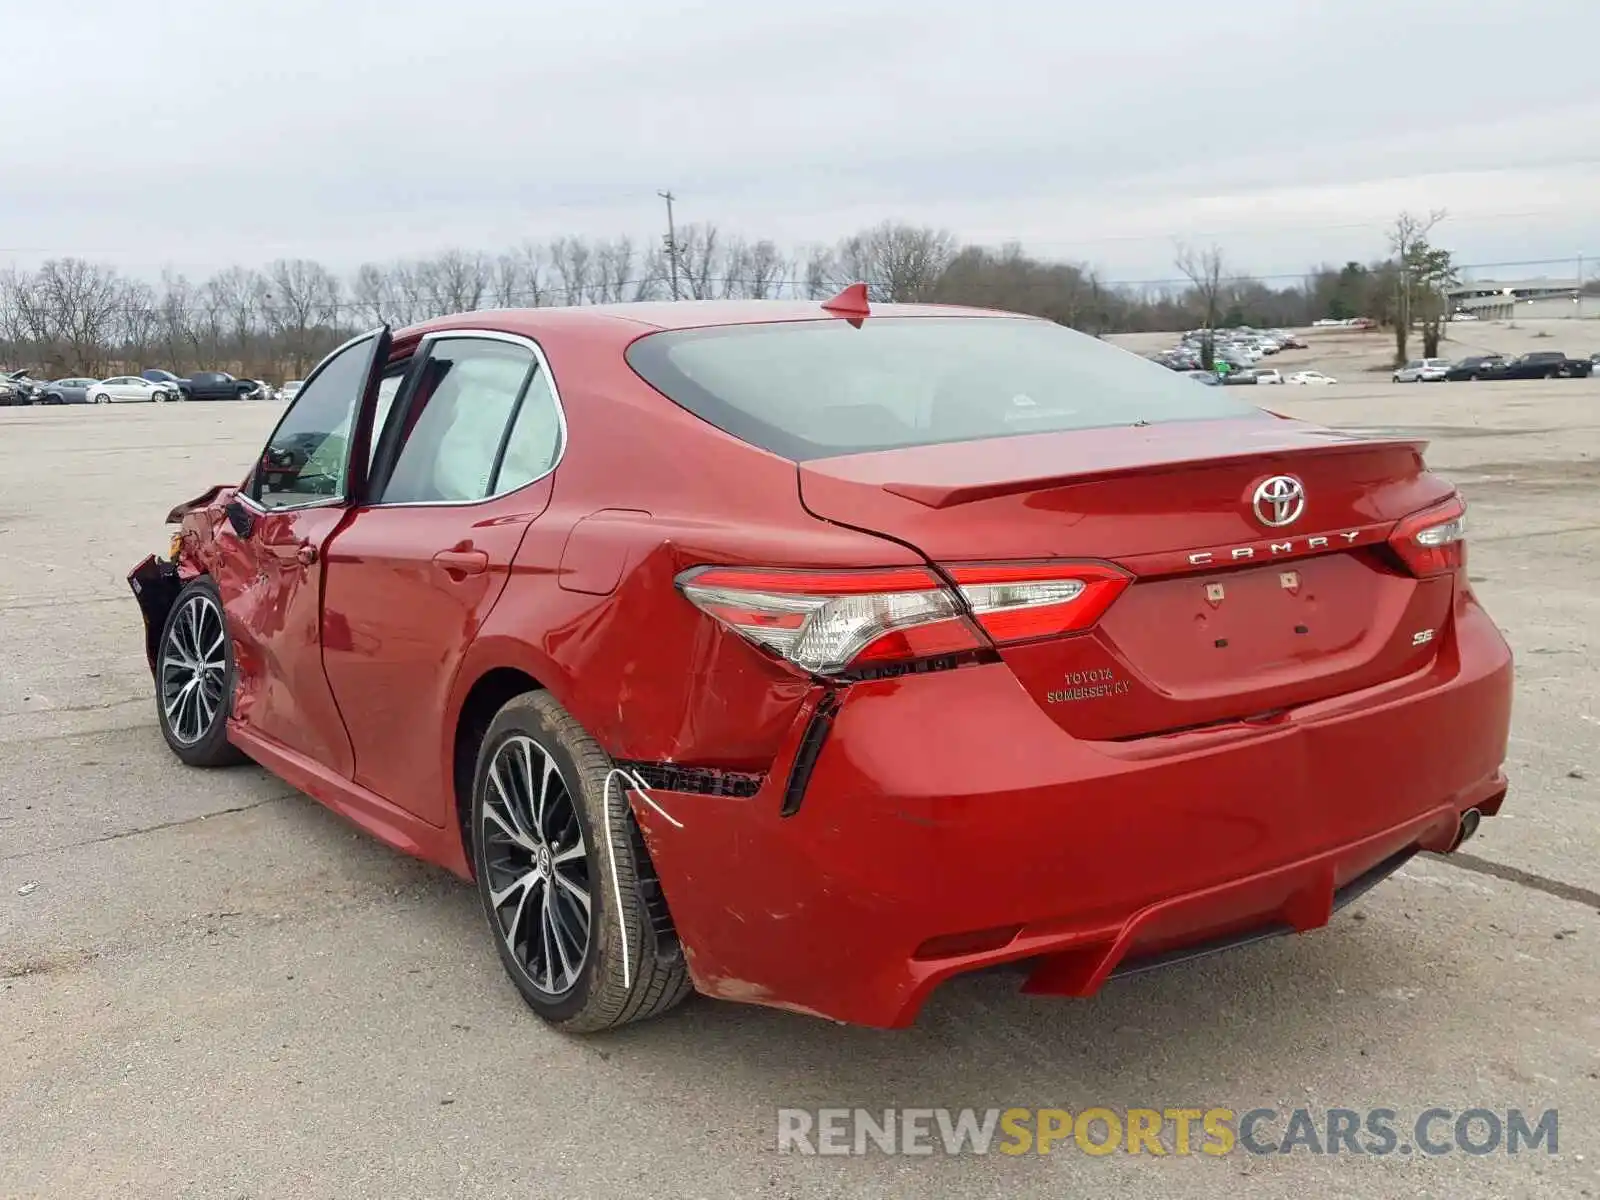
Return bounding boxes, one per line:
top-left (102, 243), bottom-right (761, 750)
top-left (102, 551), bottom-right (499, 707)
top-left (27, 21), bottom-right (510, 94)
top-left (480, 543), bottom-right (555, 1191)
top-left (801, 246), bottom-right (837, 299)
top-left (419, 250), bottom-right (491, 315)
top-left (1174, 243), bottom-right (1227, 368)
top-left (632, 246), bottom-right (670, 301)
top-left (0, 268), bottom-right (34, 365)
top-left (675, 224), bottom-right (723, 299)
top-left (1388, 209), bottom-right (1448, 363)
top-left (207, 266), bottom-right (264, 372)
top-left (265, 259), bottom-right (342, 376)
top-left (548, 237), bottom-right (595, 305)
top-left (588, 238), bottom-right (636, 304)
top-left (118, 281), bottom-right (161, 366)
top-left (932, 243), bottom-right (1098, 329)
top-left (31, 259), bottom-right (125, 375)
top-left (350, 263), bottom-right (393, 327)
top-left (723, 237), bottom-right (789, 299)
top-left (834, 222), bottom-right (956, 302)
top-left (490, 253), bottom-right (522, 309)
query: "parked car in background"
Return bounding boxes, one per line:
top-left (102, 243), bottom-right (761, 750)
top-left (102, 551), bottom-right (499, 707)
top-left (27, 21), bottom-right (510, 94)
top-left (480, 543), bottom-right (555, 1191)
top-left (1394, 358), bottom-right (1451, 383)
top-left (1444, 356), bottom-right (1507, 382)
top-left (185, 370), bottom-right (262, 401)
top-left (278, 380), bottom-right (304, 404)
top-left (1484, 351), bottom-right (1593, 380)
top-left (1182, 369), bottom-right (1221, 385)
top-left (140, 369), bottom-right (192, 398)
top-left (36, 377), bottom-right (99, 405)
top-left (1287, 371), bottom-right (1337, 385)
top-left (0, 370), bottom-right (44, 406)
top-left (1255, 369), bottom-right (1284, 385)
top-left (89, 376), bottom-right (181, 404)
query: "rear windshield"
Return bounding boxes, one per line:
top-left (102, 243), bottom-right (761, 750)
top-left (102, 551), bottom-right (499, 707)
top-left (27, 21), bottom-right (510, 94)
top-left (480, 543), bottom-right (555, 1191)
top-left (626, 316), bottom-right (1261, 460)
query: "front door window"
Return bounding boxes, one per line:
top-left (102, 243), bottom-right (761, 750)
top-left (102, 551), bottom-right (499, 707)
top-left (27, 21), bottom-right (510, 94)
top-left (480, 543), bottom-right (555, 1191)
top-left (252, 336), bottom-right (377, 508)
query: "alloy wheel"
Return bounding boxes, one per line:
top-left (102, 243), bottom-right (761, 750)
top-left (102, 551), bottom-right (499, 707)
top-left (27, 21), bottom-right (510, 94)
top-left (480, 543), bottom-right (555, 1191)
top-left (480, 735), bottom-right (592, 998)
top-left (159, 592), bottom-right (228, 745)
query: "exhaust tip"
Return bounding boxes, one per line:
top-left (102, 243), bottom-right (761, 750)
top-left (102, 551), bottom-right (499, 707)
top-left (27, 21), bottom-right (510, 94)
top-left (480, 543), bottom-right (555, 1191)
top-left (1448, 807), bottom-right (1482, 853)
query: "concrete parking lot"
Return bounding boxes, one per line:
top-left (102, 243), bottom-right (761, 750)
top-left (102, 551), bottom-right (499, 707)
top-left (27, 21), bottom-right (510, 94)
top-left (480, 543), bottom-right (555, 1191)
top-left (2, 381), bottom-right (1597, 1199)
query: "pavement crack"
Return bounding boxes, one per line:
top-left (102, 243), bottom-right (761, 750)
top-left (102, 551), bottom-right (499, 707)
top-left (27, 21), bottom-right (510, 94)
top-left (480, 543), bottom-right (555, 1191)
top-left (0, 792), bottom-right (299, 862)
top-left (1430, 851), bottom-right (1600, 911)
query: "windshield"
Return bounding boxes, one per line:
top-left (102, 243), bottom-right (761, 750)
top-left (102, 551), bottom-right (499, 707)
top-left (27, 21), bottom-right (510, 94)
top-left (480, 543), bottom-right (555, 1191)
top-left (627, 316), bottom-right (1260, 461)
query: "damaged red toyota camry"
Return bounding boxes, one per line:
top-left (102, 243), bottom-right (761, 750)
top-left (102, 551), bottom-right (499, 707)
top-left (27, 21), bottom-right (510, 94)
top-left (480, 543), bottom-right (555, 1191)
top-left (128, 288), bottom-right (1514, 1031)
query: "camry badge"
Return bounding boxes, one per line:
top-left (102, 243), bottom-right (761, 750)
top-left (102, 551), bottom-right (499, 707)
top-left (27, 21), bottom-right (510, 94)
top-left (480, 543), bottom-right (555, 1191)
top-left (1252, 475), bottom-right (1306, 527)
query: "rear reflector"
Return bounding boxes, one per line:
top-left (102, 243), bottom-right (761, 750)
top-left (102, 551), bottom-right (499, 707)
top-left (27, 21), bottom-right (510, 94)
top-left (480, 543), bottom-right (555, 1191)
top-left (677, 561), bottom-right (1129, 675)
top-left (1388, 494), bottom-right (1467, 576)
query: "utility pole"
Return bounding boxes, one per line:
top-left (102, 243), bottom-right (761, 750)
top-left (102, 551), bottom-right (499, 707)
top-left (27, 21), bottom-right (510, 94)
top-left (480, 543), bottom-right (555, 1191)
top-left (658, 190), bottom-right (680, 301)
top-left (1578, 252), bottom-right (1585, 320)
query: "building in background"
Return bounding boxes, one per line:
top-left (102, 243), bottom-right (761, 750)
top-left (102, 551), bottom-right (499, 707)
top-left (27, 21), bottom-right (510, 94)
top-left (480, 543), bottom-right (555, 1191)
top-left (1448, 279), bottom-right (1585, 320)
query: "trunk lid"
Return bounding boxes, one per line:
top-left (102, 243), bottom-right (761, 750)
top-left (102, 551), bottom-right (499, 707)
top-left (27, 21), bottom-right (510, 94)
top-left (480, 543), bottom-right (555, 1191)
top-left (799, 417), bottom-right (1458, 739)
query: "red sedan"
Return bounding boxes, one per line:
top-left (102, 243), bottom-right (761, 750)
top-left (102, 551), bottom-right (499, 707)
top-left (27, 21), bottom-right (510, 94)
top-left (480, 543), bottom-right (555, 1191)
top-left (129, 289), bottom-right (1513, 1030)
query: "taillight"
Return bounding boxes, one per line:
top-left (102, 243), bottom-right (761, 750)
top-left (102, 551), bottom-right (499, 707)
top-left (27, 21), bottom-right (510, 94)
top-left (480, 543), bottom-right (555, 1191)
top-left (1388, 494), bottom-right (1467, 576)
top-left (676, 562), bottom-right (1129, 675)
top-left (946, 562), bottom-right (1130, 644)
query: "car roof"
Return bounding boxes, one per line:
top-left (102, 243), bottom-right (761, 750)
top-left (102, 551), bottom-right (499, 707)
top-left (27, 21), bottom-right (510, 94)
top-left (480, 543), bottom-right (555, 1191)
top-left (396, 299), bottom-right (1026, 346)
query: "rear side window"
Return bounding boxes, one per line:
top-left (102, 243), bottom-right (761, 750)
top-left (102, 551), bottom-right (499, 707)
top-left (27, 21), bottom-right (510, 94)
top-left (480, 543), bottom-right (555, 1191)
top-left (379, 337), bottom-right (536, 504)
top-left (495, 366), bottom-right (564, 492)
top-left (626, 317), bottom-right (1260, 461)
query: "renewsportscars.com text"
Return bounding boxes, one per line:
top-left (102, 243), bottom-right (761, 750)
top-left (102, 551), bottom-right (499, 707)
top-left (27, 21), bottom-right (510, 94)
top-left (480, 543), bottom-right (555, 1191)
top-left (776, 1106), bottom-right (1559, 1157)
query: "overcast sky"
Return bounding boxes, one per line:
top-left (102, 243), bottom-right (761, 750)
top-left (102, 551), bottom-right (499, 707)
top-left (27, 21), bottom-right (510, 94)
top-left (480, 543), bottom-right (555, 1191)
top-left (4, 0), bottom-right (1598, 285)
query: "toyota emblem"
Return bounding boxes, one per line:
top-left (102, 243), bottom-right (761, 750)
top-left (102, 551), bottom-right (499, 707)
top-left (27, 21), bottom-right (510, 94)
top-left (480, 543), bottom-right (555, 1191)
top-left (1252, 475), bottom-right (1306, 527)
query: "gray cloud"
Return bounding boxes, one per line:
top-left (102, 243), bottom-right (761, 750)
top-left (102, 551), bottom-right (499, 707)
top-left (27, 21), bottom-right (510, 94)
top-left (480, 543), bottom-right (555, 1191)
top-left (4, 0), bottom-right (1598, 281)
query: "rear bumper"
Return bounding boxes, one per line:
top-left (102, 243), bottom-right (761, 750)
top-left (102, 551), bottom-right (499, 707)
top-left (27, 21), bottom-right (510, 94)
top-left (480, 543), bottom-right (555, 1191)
top-left (631, 591), bottom-right (1514, 1027)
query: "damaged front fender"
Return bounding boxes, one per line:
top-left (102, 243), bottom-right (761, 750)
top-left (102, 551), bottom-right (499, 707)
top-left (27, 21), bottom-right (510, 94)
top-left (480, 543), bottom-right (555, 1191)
top-left (130, 482), bottom-right (237, 675)
top-left (127, 554), bottom-right (184, 676)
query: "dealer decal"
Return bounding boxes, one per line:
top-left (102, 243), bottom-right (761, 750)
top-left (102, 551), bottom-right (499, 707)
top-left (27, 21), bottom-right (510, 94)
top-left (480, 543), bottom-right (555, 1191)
top-left (1047, 668), bottom-right (1131, 704)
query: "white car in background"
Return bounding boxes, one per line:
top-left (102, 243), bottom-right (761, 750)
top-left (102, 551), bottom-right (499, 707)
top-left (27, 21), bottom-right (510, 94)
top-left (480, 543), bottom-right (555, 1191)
top-left (278, 380), bottom-right (303, 404)
top-left (1287, 371), bottom-right (1338, 385)
top-left (1393, 357), bottom-right (1450, 383)
top-left (88, 376), bottom-right (181, 404)
top-left (1255, 368), bottom-right (1284, 384)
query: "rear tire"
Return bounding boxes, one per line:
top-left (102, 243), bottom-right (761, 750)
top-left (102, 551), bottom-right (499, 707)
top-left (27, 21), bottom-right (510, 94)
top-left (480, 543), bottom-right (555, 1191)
top-left (471, 691), bottom-right (691, 1032)
top-left (155, 577), bottom-right (247, 768)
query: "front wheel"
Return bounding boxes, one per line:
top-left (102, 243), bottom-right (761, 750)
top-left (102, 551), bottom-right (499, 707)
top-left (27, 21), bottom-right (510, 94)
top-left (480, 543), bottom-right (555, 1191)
top-left (155, 577), bottom-right (246, 767)
top-left (94, 392), bottom-right (111, 404)
top-left (471, 691), bottom-right (691, 1032)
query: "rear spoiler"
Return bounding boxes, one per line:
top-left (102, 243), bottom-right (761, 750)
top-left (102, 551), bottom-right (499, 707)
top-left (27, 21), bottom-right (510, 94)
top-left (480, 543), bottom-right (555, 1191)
top-left (880, 434), bottom-right (1431, 510)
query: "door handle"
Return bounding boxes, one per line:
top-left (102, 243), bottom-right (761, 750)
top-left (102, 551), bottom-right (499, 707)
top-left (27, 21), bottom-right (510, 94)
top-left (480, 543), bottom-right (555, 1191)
top-left (433, 548), bottom-right (489, 577)
top-left (266, 540), bottom-right (317, 564)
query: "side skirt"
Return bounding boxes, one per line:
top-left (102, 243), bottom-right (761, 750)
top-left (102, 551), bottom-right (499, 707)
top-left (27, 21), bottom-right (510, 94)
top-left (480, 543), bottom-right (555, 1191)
top-left (228, 722), bottom-right (472, 879)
